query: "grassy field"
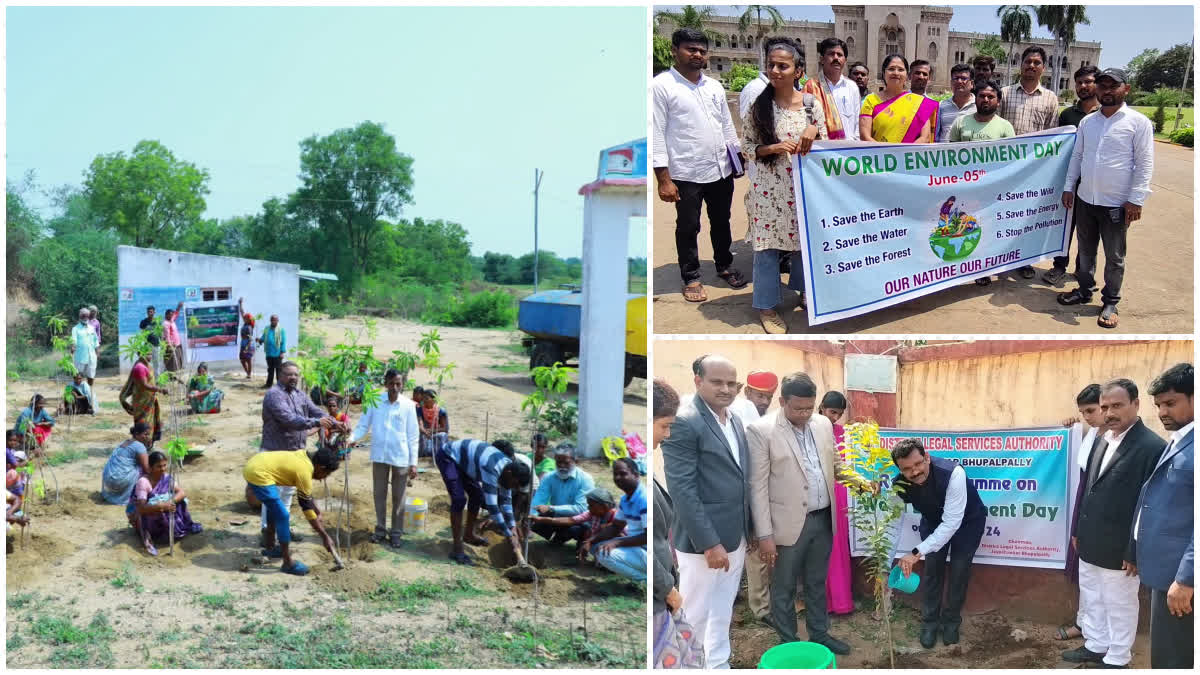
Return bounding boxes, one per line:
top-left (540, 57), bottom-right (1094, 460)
top-left (1130, 105), bottom-right (1192, 141)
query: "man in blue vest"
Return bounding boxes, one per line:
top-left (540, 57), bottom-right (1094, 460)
top-left (891, 438), bottom-right (987, 649)
top-left (1131, 363), bottom-right (1193, 668)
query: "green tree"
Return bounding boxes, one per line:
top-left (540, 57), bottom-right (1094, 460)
top-left (6, 174), bottom-right (44, 284)
top-left (20, 229), bottom-right (120, 346)
top-left (727, 63), bottom-right (760, 92)
top-left (1035, 5), bottom-right (1090, 95)
top-left (970, 34), bottom-right (1007, 65)
top-left (290, 121), bottom-right (414, 286)
top-left (369, 217), bottom-right (474, 285)
top-left (174, 217), bottom-right (250, 257)
top-left (653, 5), bottom-right (722, 44)
top-left (83, 140), bottom-right (210, 248)
top-left (737, 5), bottom-right (785, 69)
top-left (1137, 43), bottom-right (1194, 92)
top-left (1125, 48), bottom-right (1160, 89)
top-left (997, 5), bottom-right (1034, 83)
top-left (653, 34), bottom-right (673, 75)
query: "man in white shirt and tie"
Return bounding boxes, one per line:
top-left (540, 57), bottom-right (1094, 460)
top-left (652, 28), bottom-right (748, 303)
top-left (1056, 68), bottom-right (1155, 330)
top-left (350, 368), bottom-right (420, 548)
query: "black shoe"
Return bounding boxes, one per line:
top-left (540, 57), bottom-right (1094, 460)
top-left (811, 633), bottom-right (851, 656)
top-left (1019, 265), bottom-right (1036, 279)
top-left (920, 625), bottom-right (939, 649)
top-left (1042, 267), bottom-right (1069, 285)
top-left (942, 625), bottom-right (960, 646)
top-left (1062, 646), bottom-right (1106, 663)
top-left (1099, 663), bottom-right (1128, 669)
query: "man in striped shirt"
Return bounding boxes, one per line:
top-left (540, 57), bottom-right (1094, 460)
top-left (436, 438), bottom-right (532, 566)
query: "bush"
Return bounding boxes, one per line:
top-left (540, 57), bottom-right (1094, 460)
top-left (19, 229), bottom-right (119, 346)
top-left (425, 289), bottom-right (516, 328)
top-left (1153, 105), bottom-right (1166, 133)
top-left (1059, 89), bottom-right (1077, 105)
top-left (727, 63), bottom-right (760, 92)
top-left (1169, 127), bottom-right (1194, 147)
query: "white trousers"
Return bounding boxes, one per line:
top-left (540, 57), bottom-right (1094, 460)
top-left (1078, 559), bottom-right (1141, 666)
top-left (676, 540), bottom-right (746, 669)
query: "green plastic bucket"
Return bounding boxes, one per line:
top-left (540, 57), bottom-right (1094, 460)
top-left (758, 641), bottom-right (837, 669)
top-left (888, 565), bottom-right (921, 593)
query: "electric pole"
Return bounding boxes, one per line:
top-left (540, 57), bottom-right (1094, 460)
top-left (1173, 37), bottom-right (1193, 133)
top-left (533, 168), bottom-right (544, 293)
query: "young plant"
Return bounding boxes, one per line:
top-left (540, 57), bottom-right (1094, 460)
top-left (521, 362), bottom-right (577, 439)
top-left (840, 421), bottom-right (906, 668)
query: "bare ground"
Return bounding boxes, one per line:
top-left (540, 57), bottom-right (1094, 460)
top-left (5, 314), bottom-right (647, 669)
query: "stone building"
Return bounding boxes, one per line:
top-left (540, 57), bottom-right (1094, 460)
top-left (657, 5), bottom-right (1101, 94)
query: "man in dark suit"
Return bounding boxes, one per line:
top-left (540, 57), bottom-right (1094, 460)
top-left (1132, 364), bottom-right (1193, 668)
top-left (1063, 378), bottom-right (1165, 668)
top-left (662, 354), bottom-right (752, 669)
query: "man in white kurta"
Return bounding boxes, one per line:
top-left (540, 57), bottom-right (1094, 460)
top-left (350, 369), bottom-right (420, 547)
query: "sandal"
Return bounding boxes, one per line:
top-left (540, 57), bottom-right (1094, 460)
top-left (448, 552), bottom-right (475, 566)
top-left (1019, 265), bottom-right (1036, 279)
top-left (975, 277), bottom-right (992, 286)
top-left (759, 311), bottom-right (787, 335)
top-left (1057, 289), bottom-right (1092, 306)
top-left (281, 560), bottom-right (310, 576)
top-left (682, 282), bottom-right (707, 303)
top-left (1042, 267), bottom-right (1069, 285)
top-left (1098, 304), bottom-right (1119, 329)
top-left (144, 540), bottom-right (159, 557)
top-left (369, 532), bottom-right (386, 544)
top-left (1055, 623), bottom-right (1083, 640)
top-left (389, 534), bottom-right (403, 548)
top-left (717, 268), bottom-right (749, 289)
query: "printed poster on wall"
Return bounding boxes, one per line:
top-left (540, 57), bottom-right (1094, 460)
top-left (793, 129), bottom-right (1077, 325)
top-left (184, 305), bottom-right (239, 362)
top-left (848, 426), bottom-right (1073, 569)
top-left (118, 286), bottom-right (187, 342)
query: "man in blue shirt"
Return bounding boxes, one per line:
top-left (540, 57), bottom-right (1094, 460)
top-left (529, 445), bottom-right (595, 545)
top-left (258, 314), bottom-right (287, 389)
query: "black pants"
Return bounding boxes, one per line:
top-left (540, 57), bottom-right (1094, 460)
top-left (1151, 587), bottom-right (1194, 668)
top-left (1072, 198), bottom-right (1128, 305)
top-left (920, 525), bottom-right (983, 630)
top-left (674, 176), bottom-right (735, 284)
top-left (531, 521), bottom-right (589, 545)
top-left (1052, 180), bottom-right (1082, 271)
top-left (769, 507), bottom-right (833, 643)
top-left (265, 356), bottom-right (283, 388)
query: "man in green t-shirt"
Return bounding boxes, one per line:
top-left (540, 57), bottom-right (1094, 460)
top-left (948, 79), bottom-right (1015, 142)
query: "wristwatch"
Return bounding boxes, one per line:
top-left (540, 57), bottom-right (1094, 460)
top-left (911, 547), bottom-right (920, 557)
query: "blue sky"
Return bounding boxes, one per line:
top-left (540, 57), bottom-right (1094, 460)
top-left (659, 5), bottom-right (1193, 71)
top-left (7, 6), bottom-right (648, 259)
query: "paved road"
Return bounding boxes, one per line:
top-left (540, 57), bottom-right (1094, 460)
top-left (652, 141), bottom-right (1193, 335)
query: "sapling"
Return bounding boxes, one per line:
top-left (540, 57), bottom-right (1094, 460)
top-left (521, 362), bottom-right (577, 439)
top-left (163, 436), bottom-right (191, 555)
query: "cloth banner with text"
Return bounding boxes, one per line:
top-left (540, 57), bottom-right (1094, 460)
top-left (848, 426), bottom-right (1074, 569)
top-left (794, 128), bottom-right (1077, 325)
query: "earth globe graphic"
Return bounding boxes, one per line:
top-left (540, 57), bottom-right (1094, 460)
top-left (929, 209), bottom-right (982, 262)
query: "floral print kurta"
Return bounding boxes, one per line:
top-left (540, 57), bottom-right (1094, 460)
top-left (741, 99), bottom-right (827, 252)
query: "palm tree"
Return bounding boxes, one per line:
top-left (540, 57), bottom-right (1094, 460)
top-left (736, 5), bottom-right (786, 69)
top-left (1035, 5), bottom-right (1090, 95)
top-left (653, 5), bottom-right (723, 45)
top-left (997, 5), bottom-right (1034, 83)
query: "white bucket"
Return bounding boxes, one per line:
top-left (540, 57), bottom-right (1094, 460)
top-left (403, 497), bottom-right (427, 534)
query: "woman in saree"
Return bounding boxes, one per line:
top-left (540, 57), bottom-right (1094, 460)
top-left (126, 450), bottom-right (202, 556)
top-left (238, 297), bottom-right (256, 380)
top-left (187, 362), bottom-right (224, 414)
top-left (859, 54), bottom-right (936, 144)
top-left (818, 390), bottom-right (855, 615)
top-left (120, 352), bottom-right (165, 445)
top-left (15, 395), bottom-right (55, 450)
top-left (101, 423), bottom-right (152, 504)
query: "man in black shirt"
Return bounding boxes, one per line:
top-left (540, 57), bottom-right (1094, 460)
top-left (1044, 65), bottom-right (1100, 286)
top-left (138, 306), bottom-right (161, 372)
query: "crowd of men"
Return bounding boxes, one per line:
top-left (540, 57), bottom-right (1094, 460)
top-left (653, 28), bottom-right (1155, 330)
top-left (657, 355), bottom-right (1192, 669)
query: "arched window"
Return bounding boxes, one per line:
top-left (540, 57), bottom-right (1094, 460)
top-left (715, 38), bottom-right (722, 48)
top-left (928, 41), bottom-right (938, 62)
top-left (846, 36), bottom-right (855, 58)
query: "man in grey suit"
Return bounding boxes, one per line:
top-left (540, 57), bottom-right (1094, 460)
top-left (1132, 363), bottom-right (1193, 668)
top-left (662, 354), bottom-right (753, 669)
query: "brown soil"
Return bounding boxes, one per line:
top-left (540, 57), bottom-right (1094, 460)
top-left (5, 314), bottom-right (646, 668)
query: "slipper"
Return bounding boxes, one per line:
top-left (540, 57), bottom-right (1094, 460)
top-left (1055, 624), bottom-right (1083, 640)
top-left (975, 277), bottom-right (992, 286)
top-left (682, 283), bottom-right (707, 303)
top-left (1019, 265), bottom-right (1036, 279)
top-left (228, 519), bottom-right (248, 526)
top-left (1098, 304), bottom-right (1119, 329)
top-left (261, 546), bottom-right (283, 559)
top-left (144, 541), bottom-right (159, 557)
top-left (448, 552), bottom-right (475, 566)
top-left (369, 532), bottom-right (386, 544)
top-left (1057, 289), bottom-right (1092, 306)
top-left (717, 268), bottom-right (749, 289)
top-left (281, 560), bottom-right (310, 576)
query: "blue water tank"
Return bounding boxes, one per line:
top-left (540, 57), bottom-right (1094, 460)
top-left (518, 290), bottom-right (583, 341)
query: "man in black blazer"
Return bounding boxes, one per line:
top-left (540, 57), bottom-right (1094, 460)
top-left (662, 354), bottom-right (752, 669)
top-left (1063, 378), bottom-right (1165, 668)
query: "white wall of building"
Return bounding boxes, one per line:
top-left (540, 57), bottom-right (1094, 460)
top-left (116, 246), bottom-right (301, 375)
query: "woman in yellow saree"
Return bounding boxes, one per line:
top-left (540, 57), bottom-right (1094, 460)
top-left (859, 53), bottom-right (937, 144)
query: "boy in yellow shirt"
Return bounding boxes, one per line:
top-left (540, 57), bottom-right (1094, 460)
top-left (244, 447), bottom-right (340, 575)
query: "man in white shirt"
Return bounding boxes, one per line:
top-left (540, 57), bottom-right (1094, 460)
top-left (1056, 68), bottom-right (1154, 330)
top-left (350, 368), bottom-right (420, 548)
top-left (803, 37), bottom-right (860, 141)
top-left (652, 28), bottom-right (748, 303)
top-left (892, 438), bottom-right (988, 649)
top-left (728, 369), bottom-right (778, 620)
top-left (1065, 378), bottom-right (1166, 667)
top-left (1059, 383), bottom-right (1104, 642)
top-left (936, 64), bottom-right (976, 143)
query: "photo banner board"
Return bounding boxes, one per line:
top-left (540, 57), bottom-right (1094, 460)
top-left (794, 129), bottom-right (1077, 325)
top-left (118, 286), bottom-right (188, 342)
top-left (848, 426), bottom-right (1073, 569)
top-left (184, 305), bottom-right (239, 363)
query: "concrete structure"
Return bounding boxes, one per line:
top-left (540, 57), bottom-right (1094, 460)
top-left (116, 246), bottom-right (323, 374)
top-left (653, 338), bottom-right (1190, 621)
top-left (576, 139), bottom-right (647, 458)
top-left (657, 5), bottom-right (1101, 94)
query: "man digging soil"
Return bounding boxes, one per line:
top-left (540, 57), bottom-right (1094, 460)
top-left (243, 446), bottom-right (342, 576)
top-left (435, 438), bottom-right (532, 571)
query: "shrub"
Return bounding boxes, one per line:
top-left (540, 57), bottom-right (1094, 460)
top-left (1169, 126), bottom-right (1194, 147)
top-left (727, 63), bottom-right (760, 92)
top-left (426, 289), bottom-right (516, 328)
top-left (1153, 105), bottom-right (1166, 133)
top-left (19, 229), bottom-right (119, 347)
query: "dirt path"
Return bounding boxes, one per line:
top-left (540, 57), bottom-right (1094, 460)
top-left (652, 142), bottom-right (1193, 334)
top-left (5, 315), bottom-right (646, 668)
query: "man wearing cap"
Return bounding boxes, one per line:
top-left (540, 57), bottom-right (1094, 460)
top-left (1056, 67), bottom-right (1154, 330)
top-left (729, 369), bottom-right (778, 620)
